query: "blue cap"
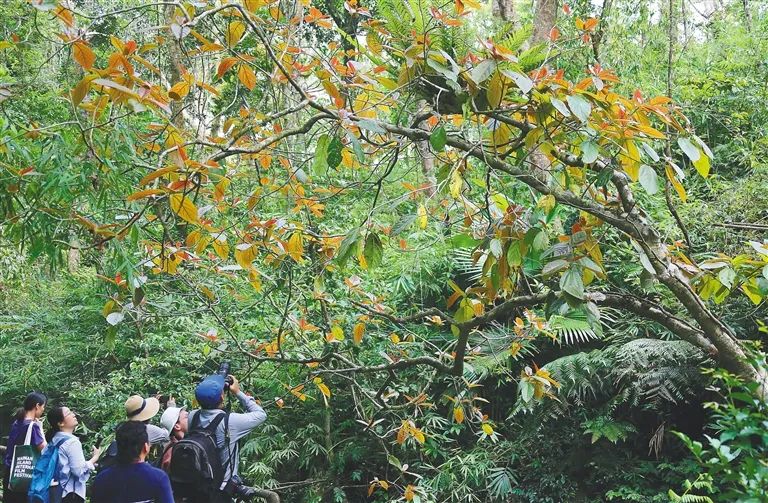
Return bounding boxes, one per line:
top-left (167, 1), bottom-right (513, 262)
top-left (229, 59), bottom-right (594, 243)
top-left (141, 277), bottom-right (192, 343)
top-left (195, 375), bottom-right (225, 409)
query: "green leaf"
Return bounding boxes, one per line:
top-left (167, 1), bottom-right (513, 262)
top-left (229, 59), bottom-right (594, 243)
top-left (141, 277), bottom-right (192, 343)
top-left (677, 137), bottom-right (701, 162)
top-left (560, 266), bottom-right (585, 299)
top-left (718, 267), bottom-right (735, 289)
top-left (489, 238), bottom-right (503, 258)
top-left (347, 132), bottom-right (366, 163)
top-left (312, 134), bottom-right (329, 174)
top-left (357, 119), bottom-right (385, 134)
top-left (430, 126), bottom-right (447, 151)
top-left (327, 136), bottom-right (343, 169)
top-left (566, 95), bottom-right (591, 122)
top-left (470, 59), bottom-right (495, 84)
top-left (551, 97), bottom-right (571, 117)
top-left (363, 233), bottom-right (383, 268)
top-left (451, 233), bottom-right (481, 248)
top-left (542, 259), bottom-right (569, 276)
top-left (641, 142), bottom-right (660, 162)
top-left (507, 241), bottom-right (522, 267)
top-left (639, 164), bottom-right (659, 194)
top-left (581, 141), bottom-right (598, 164)
top-left (501, 69), bottom-right (533, 94)
top-left (520, 380), bottom-right (534, 403)
top-left (392, 214), bottom-right (417, 236)
top-left (336, 228), bottom-right (360, 267)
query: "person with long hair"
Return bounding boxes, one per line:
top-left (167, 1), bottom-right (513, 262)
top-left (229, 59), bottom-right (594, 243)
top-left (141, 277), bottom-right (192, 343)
top-left (44, 406), bottom-right (101, 503)
top-left (2, 392), bottom-right (47, 503)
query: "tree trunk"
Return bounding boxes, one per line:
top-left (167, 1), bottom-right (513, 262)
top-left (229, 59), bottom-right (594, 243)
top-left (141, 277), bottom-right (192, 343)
top-left (492, 0), bottom-right (517, 24)
top-left (532, 0), bottom-right (558, 44)
top-left (414, 100), bottom-right (437, 196)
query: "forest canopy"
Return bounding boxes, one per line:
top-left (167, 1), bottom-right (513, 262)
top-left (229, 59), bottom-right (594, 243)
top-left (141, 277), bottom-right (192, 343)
top-left (1, 0), bottom-right (767, 501)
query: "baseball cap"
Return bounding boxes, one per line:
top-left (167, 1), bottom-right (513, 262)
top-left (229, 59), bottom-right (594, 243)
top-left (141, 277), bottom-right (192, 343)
top-left (195, 375), bottom-right (226, 409)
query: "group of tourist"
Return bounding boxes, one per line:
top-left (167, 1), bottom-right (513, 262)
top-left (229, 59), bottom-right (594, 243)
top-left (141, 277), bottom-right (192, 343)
top-left (2, 372), bottom-right (266, 503)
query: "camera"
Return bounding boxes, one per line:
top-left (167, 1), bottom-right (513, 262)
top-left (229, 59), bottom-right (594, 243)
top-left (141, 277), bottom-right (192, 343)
top-left (217, 361), bottom-right (234, 391)
top-left (223, 475), bottom-right (256, 500)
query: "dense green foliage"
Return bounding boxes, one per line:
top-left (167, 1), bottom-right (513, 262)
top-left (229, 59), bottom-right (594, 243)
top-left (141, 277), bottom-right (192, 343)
top-left (2, 0), bottom-right (768, 502)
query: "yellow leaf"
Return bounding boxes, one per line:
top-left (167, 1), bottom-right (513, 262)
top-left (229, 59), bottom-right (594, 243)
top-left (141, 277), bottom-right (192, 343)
top-left (417, 204), bottom-right (427, 229)
top-left (412, 428), bottom-right (425, 444)
top-left (71, 75), bottom-right (94, 106)
top-left (234, 243), bottom-right (257, 269)
top-left (287, 232), bottom-right (304, 262)
top-left (313, 377), bottom-right (331, 398)
top-left (195, 235), bottom-right (212, 255)
top-left (390, 333), bottom-right (400, 344)
top-left (353, 322), bottom-right (365, 344)
top-left (244, 0), bottom-right (265, 12)
top-left (238, 64), bottom-right (257, 91)
top-left (665, 165), bottom-right (687, 203)
top-left (366, 31), bottom-right (382, 55)
top-left (330, 324), bottom-right (344, 341)
top-left (487, 71), bottom-right (505, 109)
top-left (453, 407), bottom-right (465, 424)
top-left (693, 152), bottom-right (710, 178)
top-left (186, 229), bottom-right (201, 247)
top-left (481, 423), bottom-right (494, 435)
top-left (404, 485), bottom-right (415, 501)
top-left (169, 193), bottom-right (199, 224)
top-left (619, 140), bottom-right (641, 181)
top-left (450, 169), bottom-right (463, 198)
top-left (212, 235), bottom-right (229, 259)
top-left (214, 177), bottom-right (230, 202)
top-left (396, 423), bottom-right (408, 444)
top-left (72, 41), bottom-right (96, 70)
top-left (248, 268), bottom-right (262, 291)
top-left (168, 80), bottom-right (190, 100)
top-left (225, 21), bottom-right (246, 46)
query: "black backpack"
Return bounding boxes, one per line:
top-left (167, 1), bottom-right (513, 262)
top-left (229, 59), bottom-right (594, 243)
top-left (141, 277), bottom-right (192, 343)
top-left (96, 440), bottom-right (119, 473)
top-left (168, 411), bottom-right (229, 500)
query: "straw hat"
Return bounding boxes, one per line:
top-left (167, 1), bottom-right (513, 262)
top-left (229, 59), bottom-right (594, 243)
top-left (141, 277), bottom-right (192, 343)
top-left (124, 395), bottom-right (160, 422)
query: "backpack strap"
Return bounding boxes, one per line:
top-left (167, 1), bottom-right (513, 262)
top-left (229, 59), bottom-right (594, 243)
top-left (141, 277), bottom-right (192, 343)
top-left (23, 421), bottom-right (35, 445)
top-left (204, 411), bottom-right (226, 434)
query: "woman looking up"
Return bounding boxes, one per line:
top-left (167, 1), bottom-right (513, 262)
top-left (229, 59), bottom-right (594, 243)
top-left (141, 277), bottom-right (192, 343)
top-left (45, 406), bottom-right (101, 503)
top-left (2, 392), bottom-right (47, 503)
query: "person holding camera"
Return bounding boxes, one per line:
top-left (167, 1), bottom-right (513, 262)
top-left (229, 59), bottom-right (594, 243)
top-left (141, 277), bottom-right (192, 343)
top-left (168, 365), bottom-right (266, 503)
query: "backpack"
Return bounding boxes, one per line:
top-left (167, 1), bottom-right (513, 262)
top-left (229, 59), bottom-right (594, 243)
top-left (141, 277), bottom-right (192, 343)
top-left (28, 436), bottom-right (68, 503)
top-left (168, 411), bottom-right (229, 500)
top-left (95, 440), bottom-right (119, 473)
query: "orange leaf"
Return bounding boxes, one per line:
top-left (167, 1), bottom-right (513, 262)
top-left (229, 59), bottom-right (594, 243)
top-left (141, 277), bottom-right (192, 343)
top-left (72, 42), bottom-right (96, 70)
top-left (238, 64), bottom-right (257, 90)
top-left (140, 166), bottom-right (178, 186)
top-left (353, 322), bottom-right (365, 344)
top-left (217, 57), bottom-right (238, 78)
top-left (126, 188), bottom-right (166, 201)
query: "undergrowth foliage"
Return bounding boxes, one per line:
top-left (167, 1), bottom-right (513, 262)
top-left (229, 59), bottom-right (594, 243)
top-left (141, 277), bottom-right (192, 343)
top-left (1, 0), bottom-right (768, 501)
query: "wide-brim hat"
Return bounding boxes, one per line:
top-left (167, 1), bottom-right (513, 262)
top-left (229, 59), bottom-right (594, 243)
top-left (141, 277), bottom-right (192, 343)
top-left (124, 395), bottom-right (160, 422)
